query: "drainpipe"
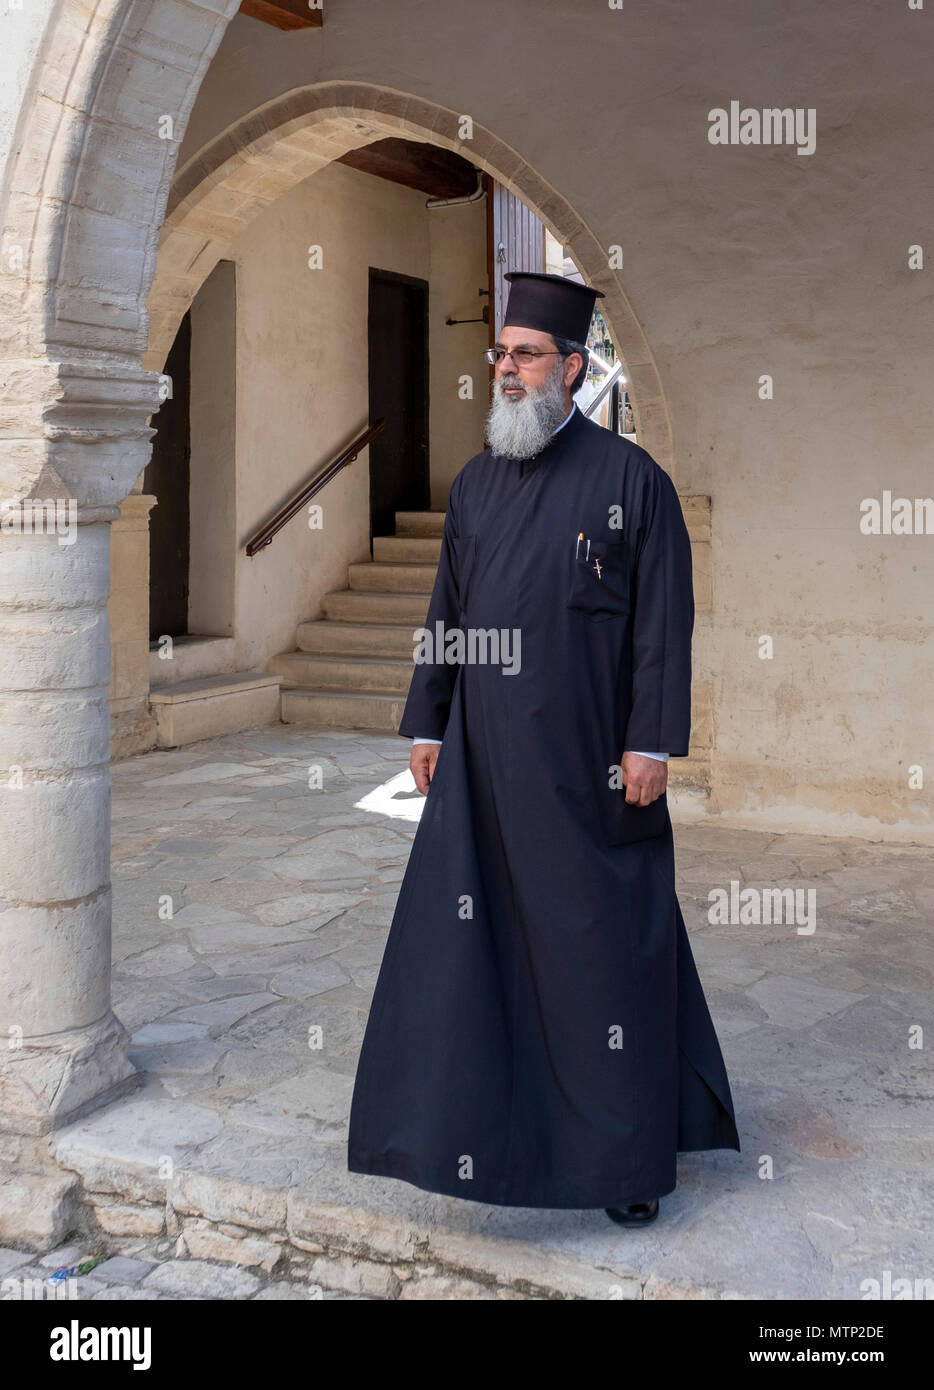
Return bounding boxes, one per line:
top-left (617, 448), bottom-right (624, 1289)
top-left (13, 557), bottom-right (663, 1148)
top-left (425, 168), bottom-right (486, 209)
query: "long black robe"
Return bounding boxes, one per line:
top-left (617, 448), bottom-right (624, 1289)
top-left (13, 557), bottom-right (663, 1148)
top-left (347, 404), bottom-right (740, 1208)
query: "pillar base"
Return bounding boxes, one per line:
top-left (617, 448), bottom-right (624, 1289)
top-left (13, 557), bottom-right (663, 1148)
top-left (0, 1011), bottom-right (141, 1138)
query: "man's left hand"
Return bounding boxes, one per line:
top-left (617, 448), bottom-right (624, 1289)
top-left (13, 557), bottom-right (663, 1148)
top-left (621, 751), bottom-right (668, 806)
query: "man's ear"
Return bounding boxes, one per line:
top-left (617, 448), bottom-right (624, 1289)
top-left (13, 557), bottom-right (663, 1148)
top-left (563, 353), bottom-right (582, 388)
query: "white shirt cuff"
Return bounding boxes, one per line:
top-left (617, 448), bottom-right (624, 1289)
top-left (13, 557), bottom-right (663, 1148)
top-left (412, 737), bottom-right (442, 744)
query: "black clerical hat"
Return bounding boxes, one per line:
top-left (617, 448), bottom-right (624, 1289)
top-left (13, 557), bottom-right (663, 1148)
top-left (503, 271), bottom-right (605, 343)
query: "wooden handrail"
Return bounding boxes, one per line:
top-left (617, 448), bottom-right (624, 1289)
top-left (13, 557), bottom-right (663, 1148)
top-left (245, 418), bottom-right (385, 557)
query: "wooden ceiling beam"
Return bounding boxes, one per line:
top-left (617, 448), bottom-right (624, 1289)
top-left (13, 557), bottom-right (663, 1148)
top-left (337, 138), bottom-right (480, 199)
top-left (238, 0), bottom-right (323, 32)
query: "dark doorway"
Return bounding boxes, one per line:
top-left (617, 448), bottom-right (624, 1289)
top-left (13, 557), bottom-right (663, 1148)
top-left (367, 268), bottom-right (429, 539)
top-left (144, 312), bottom-right (191, 641)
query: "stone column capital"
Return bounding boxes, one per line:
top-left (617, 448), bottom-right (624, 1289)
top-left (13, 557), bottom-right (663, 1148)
top-left (0, 355), bottom-right (163, 510)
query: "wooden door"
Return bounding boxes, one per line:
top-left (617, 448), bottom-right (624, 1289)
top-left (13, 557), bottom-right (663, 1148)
top-left (486, 180), bottom-right (546, 343)
top-left (367, 268), bottom-right (430, 539)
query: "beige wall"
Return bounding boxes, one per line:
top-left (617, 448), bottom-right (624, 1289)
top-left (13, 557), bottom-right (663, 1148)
top-left (109, 494), bottom-right (157, 757)
top-left (427, 196), bottom-right (490, 503)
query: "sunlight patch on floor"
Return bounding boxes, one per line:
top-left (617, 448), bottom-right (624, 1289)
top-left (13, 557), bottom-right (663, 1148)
top-left (354, 769), bottom-right (425, 822)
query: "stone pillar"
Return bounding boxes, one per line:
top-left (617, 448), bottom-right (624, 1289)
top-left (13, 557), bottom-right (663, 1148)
top-left (0, 361), bottom-right (162, 1147)
top-left (0, 516), bottom-right (140, 1138)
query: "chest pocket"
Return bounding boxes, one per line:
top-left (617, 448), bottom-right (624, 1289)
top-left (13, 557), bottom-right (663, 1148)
top-left (451, 534), bottom-right (477, 616)
top-left (567, 536), bottom-right (631, 622)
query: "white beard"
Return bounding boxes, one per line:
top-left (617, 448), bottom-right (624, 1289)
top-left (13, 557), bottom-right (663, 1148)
top-left (485, 362), bottom-right (571, 461)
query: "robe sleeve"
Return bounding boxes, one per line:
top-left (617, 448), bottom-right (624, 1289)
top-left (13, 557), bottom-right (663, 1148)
top-left (620, 461), bottom-right (694, 758)
top-left (397, 474), bottom-right (465, 741)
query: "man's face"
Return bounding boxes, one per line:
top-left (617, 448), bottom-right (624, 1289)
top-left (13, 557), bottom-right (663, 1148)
top-left (495, 326), bottom-right (580, 400)
top-left (485, 325), bottom-right (581, 461)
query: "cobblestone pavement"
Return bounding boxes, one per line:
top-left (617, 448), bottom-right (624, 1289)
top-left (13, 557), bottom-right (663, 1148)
top-left (0, 1237), bottom-right (379, 1300)
top-left (27, 727), bottom-right (934, 1299)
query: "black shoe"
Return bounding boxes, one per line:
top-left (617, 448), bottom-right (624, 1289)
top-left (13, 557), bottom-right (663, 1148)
top-left (605, 1198), bottom-right (659, 1226)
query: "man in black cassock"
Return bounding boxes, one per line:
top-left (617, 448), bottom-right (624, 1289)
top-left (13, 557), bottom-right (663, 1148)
top-left (348, 271), bottom-right (740, 1223)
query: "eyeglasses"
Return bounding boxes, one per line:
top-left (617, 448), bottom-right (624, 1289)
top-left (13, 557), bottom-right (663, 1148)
top-left (484, 347), bottom-right (563, 367)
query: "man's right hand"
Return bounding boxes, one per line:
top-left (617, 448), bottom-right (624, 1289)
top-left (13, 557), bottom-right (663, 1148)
top-left (410, 742), bottom-right (441, 795)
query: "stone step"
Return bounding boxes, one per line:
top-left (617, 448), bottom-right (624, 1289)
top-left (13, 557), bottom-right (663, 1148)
top-left (281, 688), bottom-right (407, 731)
top-left (148, 671), bottom-right (281, 747)
top-left (52, 1107), bottom-right (695, 1297)
top-left (322, 590), bottom-right (430, 625)
top-left (296, 620), bottom-right (417, 658)
top-left (373, 535), bottom-right (442, 564)
top-left (395, 510), bottom-right (445, 537)
top-left (348, 561), bottom-right (437, 594)
top-left (269, 651), bottom-right (414, 693)
top-left (273, 521), bottom-right (442, 735)
top-left (148, 635), bottom-right (235, 689)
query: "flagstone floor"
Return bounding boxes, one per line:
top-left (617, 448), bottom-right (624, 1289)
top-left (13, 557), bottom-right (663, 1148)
top-left (47, 728), bottom-right (934, 1299)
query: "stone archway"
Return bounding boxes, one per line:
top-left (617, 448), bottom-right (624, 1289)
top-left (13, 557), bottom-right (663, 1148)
top-left (146, 81), bottom-right (672, 469)
top-left (0, 1), bottom-right (673, 1195)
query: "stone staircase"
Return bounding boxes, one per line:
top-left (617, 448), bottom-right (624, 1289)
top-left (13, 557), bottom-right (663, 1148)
top-left (270, 510), bottom-right (443, 730)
